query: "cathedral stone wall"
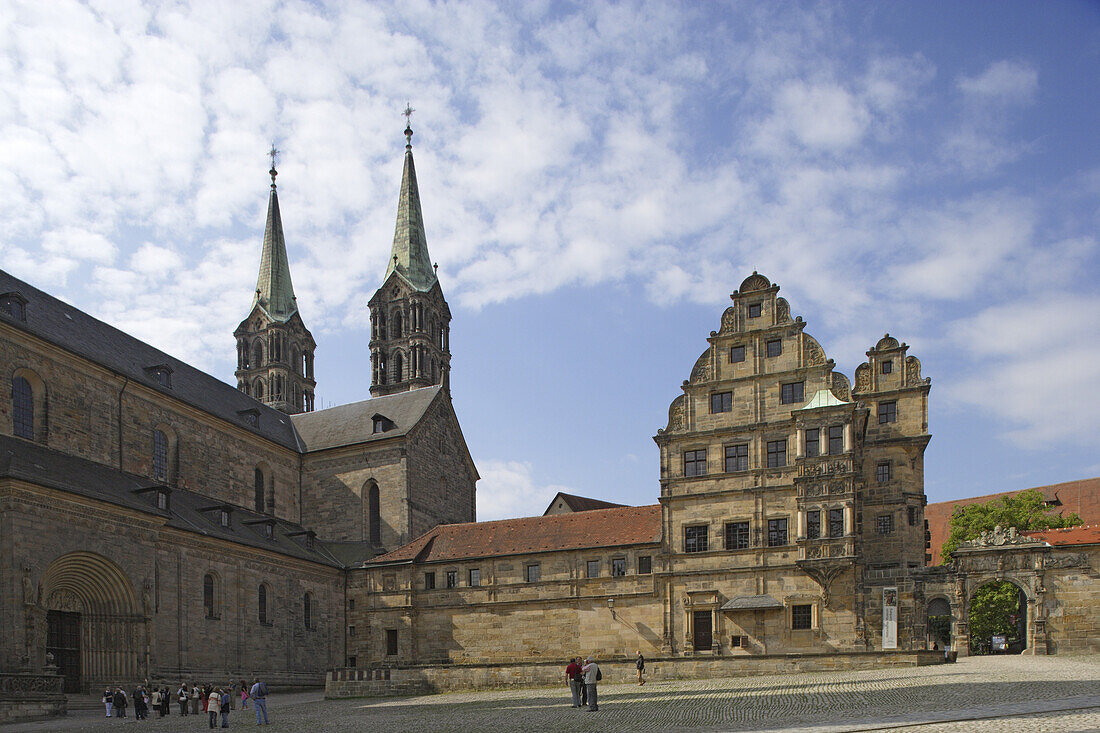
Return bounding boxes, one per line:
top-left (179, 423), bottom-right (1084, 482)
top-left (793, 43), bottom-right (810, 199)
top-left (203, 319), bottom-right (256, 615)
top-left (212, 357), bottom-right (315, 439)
top-left (300, 443), bottom-right (409, 545)
top-left (1043, 546), bottom-right (1100, 654)
top-left (406, 397), bottom-right (477, 536)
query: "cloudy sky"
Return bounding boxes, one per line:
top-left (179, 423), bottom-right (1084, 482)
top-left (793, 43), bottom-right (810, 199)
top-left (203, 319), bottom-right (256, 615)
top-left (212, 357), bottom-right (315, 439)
top-left (2, 0), bottom-right (1098, 520)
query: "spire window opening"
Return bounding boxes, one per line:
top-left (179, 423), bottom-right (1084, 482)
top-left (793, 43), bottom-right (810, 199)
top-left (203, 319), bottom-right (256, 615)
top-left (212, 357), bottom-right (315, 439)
top-left (252, 341), bottom-right (263, 368)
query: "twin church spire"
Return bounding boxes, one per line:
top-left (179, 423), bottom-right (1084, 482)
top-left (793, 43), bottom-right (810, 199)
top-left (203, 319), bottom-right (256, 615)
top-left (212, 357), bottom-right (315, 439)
top-left (235, 114), bottom-right (452, 413)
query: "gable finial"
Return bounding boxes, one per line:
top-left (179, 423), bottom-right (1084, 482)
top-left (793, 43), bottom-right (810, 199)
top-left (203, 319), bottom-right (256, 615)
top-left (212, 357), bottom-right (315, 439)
top-left (268, 142), bottom-right (280, 188)
top-left (403, 102), bottom-right (415, 150)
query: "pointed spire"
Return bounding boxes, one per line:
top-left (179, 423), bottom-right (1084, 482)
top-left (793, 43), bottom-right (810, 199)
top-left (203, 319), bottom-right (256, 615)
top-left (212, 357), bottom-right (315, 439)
top-left (253, 144), bottom-right (298, 321)
top-left (385, 107), bottom-right (438, 292)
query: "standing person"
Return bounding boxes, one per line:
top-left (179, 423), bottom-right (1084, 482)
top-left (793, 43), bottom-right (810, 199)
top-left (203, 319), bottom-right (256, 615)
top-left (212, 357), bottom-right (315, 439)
top-left (220, 688), bottom-right (232, 728)
top-left (250, 678), bottom-right (269, 725)
top-left (103, 687), bottom-right (114, 718)
top-left (161, 686), bottom-right (172, 717)
top-left (150, 687), bottom-right (162, 717)
top-left (582, 656), bottom-right (600, 712)
top-left (565, 657), bottom-right (582, 707)
top-left (113, 688), bottom-right (128, 718)
top-left (636, 650), bottom-right (646, 685)
top-left (133, 686), bottom-right (148, 720)
top-left (239, 679), bottom-right (249, 709)
top-left (207, 687), bottom-right (221, 729)
top-left (191, 684), bottom-right (201, 715)
top-left (178, 683), bottom-right (189, 715)
top-left (203, 683), bottom-right (211, 713)
top-left (228, 680), bottom-right (237, 710)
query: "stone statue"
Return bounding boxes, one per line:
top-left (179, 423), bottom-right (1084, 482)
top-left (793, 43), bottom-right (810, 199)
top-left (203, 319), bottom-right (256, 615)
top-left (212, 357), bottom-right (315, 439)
top-left (22, 569), bottom-right (36, 606)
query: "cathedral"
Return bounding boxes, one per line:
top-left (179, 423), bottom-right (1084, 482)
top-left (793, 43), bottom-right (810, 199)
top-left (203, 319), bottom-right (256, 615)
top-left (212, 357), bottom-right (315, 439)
top-left (1, 123), bottom-right (1096, 716)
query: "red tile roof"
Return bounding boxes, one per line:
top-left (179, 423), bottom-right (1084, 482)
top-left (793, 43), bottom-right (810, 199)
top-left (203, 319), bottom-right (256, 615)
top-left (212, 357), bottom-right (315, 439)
top-left (926, 476), bottom-right (1100, 564)
top-left (1023, 525), bottom-right (1100, 547)
top-left (371, 504), bottom-right (663, 564)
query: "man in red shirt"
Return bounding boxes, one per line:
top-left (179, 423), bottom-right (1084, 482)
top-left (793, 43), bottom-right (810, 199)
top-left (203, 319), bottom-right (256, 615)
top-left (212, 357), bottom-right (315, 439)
top-left (565, 658), bottom-right (582, 707)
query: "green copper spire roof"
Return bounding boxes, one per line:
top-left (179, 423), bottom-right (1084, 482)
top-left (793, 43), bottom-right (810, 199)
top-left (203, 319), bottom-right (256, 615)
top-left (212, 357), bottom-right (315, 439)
top-left (385, 120), bottom-right (438, 292)
top-left (253, 157), bottom-right (298, 322)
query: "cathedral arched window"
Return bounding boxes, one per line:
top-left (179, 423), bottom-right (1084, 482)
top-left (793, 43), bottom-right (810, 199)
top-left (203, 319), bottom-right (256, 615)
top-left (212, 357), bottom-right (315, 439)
top-left (368, 481), bottom-right (381, 545)
top-left (153, 429), bottom-right (169, 482)
top-left (378, 312), bottom-right (387, 340)
top-left (253, 378), bottom-right (265, 399)
top-left (393, 352), bottom-right (403, 383)
top-left (290, 348), bottom-right (300, 375)
top-left (258, 584), bottom-right (269, 625)
top-left (378, 354), bottom-right (387, 385)
top-left (203, 573), bottom-right (218, 619)
top-left (12, 375), bottom-right (33, 440)
top-left (254, 467), bottom-right (265, 513)
top-left (303, 592), bottom-right (312, 629)
top-left (393, 311), bottom-right (403, 338)
top-left (252, 340), bottom-right (264, 368)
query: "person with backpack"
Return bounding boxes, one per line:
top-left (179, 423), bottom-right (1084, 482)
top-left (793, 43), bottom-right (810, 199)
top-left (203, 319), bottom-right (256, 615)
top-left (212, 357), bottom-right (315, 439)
top-left (178, 684), bottom-right (189, 715)
top-left (250, 678), bottom-right (269, 725)
top-left (220, 688), bottom-right (232, 728)
top-left (636, 650), bottom-right (646, 685)
top-left (581, 656), bottom-right (601, 711)
top-left (565, 657), bottom-right (582, 707)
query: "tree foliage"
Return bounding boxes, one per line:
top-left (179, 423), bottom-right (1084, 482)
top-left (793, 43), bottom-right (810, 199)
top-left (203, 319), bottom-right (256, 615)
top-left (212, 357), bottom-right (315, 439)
top-left (941, 489), bottom-right (1082, 564)
top-left (968, 581), bottom-right (1021, 654)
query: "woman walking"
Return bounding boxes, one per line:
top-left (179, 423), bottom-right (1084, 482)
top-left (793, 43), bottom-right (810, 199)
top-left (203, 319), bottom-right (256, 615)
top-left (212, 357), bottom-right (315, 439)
top-left (207, 687), bottom-right (222, 729)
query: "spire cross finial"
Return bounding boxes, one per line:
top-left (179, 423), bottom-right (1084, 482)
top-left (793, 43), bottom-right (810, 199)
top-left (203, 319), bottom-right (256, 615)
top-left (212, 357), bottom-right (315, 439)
top-left (403, 102), bottom-right (415, 149)
top-left (268, 143), bottom-right (280, 186)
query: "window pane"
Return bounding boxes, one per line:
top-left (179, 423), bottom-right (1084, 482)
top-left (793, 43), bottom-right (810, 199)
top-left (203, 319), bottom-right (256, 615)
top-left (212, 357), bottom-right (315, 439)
top-left (882, 360), bottom-right (893, 374)
top-left (806, 511), bottom-right (820, 540)
top-left (829, 509), bottom-right (844, 537)
top-left (792, 604), bottom-right (812, 630)
top-left (748, 303), bottom-right (762, 318)
top-left (766, 440), bottom-right (786, 467)
top-left (526, 564), bottom-right (540, 582)
top-left (684, 449), bottom-right (707, 476)
top-left (611, 558), bottom-right (626, 577)
top-left (878, 401), bottom-right (897, 424)
top-left (258, 585), bottom-right (267, 624)
top-left (446, 571), bottom-right (457, 588)
top-left (203, 575), bottom-right (215, 618)
top-left (424, 572), bottom-right (436, 590)
top-left (780, 382), bottom-right (804, 404)
top-left (766, 339), bottom-right (782, 357)
top-left (876, 462), bottom-right (891, 484)
top-left (729, 345), bottom-right (745, 363)
top-left (684, 525), bottom-right (708, 553)
top-left (586, 560), bottom-right (599, 578)
top-left (469, 569), bottom-right (481, 586)
top-left (767, 518), bottom-right (788, 546)
top-left (12, 376), bottom-right (33, 440)
top-left (153, 430), bottom-right (168, 482)
top-left (725, 521), bottom-right (750, 550)
top-left (710, 392), bottom-right (732, 413)
top-left (828, 426), bottom-right (844, 455)
top-left (805, 428), bottom-right (819, 457)
top-left (877, 514), bottom-right (894, 535)
top-left (637, 556), bottom-right (652, 574)
top-left (724, 444), bottom-right (748, 472)
top-left (386, 629), bottom-right (398, 655)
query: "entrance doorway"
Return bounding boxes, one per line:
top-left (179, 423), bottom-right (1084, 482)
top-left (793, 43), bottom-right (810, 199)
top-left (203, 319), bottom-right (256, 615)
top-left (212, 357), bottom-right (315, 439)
top-left (968, 580), bottom-right (1026, 655)
top-left (927, 598), bottom-right (952, 650)
top-left (46, 610), bottom-right (81, 693)
top-left (693, 610), bottom-right (712, 651)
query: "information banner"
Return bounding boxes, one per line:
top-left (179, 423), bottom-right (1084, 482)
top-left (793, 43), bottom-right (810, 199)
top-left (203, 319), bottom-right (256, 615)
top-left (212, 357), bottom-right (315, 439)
top-left (882, 586), bottom-right (898, 650)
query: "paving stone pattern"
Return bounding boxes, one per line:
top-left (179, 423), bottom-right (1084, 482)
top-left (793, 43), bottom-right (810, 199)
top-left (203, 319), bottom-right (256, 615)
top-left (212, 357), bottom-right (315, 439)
top-left (8, 656), bottom-right (1100, 733)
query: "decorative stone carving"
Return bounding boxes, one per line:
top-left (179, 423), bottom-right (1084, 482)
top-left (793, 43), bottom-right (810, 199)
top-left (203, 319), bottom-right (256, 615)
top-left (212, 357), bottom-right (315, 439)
top-left (690, 350), bottom-right (711, 383)
top-left (720, 307), bottom-right (738, 333)
top-left (1044, 553), bottom-right (1087, 569)
top-left (854, 363), bottom-right (871, 393)
top-left (143, 580), bottom-right (153, 618)
top-left (667, 395), bottom-right (686, 432)
top-left (960, 525), bottom-right (1045, 549)
top-left (804, 339), bottom-right (825, 366)
top-left (739, 271), bottom-right (771, 293)
top-left (22, 570), bottom-right (36, 607)
top-left (775, 297), bottom-right (791, 323)
top-left (47, 589), bottom-right (81, 613)
top-left (875, 333), bottom-right (899, 351)
top-left (830, 372), bottom-right (851, 401)
top-left (905, 355), bottom-right (928, 385)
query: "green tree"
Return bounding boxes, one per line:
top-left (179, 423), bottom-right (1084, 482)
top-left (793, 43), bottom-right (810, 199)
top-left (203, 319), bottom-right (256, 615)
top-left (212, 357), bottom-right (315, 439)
top-left (941, 489), bottom-right (1082, 564)
top-left (968, 581), bottom-right (1020, 654)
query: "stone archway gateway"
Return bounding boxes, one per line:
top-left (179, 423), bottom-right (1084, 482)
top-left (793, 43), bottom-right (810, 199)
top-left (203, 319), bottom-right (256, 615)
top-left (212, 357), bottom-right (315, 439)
top-left (926, 597), bottom-right (952, 650)
top-left (967, 580), bottom-right (1026, 655)
top-left (36, 552), bottom-right (147, 693)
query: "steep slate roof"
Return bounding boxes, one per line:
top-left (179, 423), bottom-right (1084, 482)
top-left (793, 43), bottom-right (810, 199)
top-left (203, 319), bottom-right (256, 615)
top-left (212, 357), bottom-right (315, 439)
top-left (383, 141), bottom-right (438, 292)
top-left (0, 435), bottom-right (341, 566)
top-left (925, 476), bottom-right (1100, 564)
top-left (251, 177), bottom-right (298, 322)
top-left (290, 386), bottom-right (441, 451)
top-left (1023, 525), bottom-right (1100, 547)
top-left (369, 504), bottom-right (662, 565)
top-left (0, 269), bottom-right (301, 451)
top-left (543, 492), bottom-right (627, 515)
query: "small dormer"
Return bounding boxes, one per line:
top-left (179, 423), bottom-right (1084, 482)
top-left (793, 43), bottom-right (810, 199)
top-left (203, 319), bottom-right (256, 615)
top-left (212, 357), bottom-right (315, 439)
top-left (144, 364), bottom-right (173, 388)
top-left (237, 408), bottom-right (260, 428)
top-left (133, 485), bottom-right (171, 512)
top-left (199, 504), bottom-right (234, 529)
top-left (0, 292), bottom-right (28, 322)
top-left (287, 529), bottom-right (317, 550)
top-left (372, 413), bottom-right (395, 434)
top-left (245, 518), bottom-right (276, 540)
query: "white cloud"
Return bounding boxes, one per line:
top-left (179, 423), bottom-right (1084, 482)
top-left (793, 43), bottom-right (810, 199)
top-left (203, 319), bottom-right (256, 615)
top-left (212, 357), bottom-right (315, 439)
top-left (475, 459), bottom-right (573, 521)
top-left (957, 60), bottom-right (1038, 103)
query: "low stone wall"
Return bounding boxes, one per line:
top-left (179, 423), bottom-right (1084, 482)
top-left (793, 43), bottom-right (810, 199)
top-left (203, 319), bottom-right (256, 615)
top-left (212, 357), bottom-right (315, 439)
top-left (326, 651), bottom-right (944, 698)
top-left (0, 671), bottom-right (66, 723)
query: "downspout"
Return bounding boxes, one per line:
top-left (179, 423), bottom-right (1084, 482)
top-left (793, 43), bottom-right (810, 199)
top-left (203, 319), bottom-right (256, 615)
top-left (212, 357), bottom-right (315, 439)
top-left (117, 377), bottom-right (130, 470)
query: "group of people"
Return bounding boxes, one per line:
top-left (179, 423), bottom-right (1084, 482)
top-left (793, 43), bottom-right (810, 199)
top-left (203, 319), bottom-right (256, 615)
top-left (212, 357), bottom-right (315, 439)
top-left (564, 651), bottom-right (647, 712)
top-left (101, 679), bottom-right (270, 726)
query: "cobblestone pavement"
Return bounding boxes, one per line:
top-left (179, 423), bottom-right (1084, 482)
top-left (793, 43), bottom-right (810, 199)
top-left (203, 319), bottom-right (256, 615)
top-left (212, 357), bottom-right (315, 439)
top-left (10, 655), bottom-right (1100, 733)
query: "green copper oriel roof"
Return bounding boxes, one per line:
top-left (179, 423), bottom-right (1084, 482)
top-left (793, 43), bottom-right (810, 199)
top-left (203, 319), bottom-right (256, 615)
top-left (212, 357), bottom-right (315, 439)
top-left (253, 182), bottom-right (298, 322)
top-left (385, 146), bottom-right (438, 292)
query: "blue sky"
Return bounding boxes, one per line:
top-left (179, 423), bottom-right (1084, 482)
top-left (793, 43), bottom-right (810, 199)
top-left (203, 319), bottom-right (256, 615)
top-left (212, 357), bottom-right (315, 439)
top-left (2, 1), bottom-right (1098, 520)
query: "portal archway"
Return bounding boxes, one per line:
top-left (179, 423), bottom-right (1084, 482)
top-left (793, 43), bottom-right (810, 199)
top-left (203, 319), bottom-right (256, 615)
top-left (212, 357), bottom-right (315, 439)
top-left (925, 596), bottom-right (952, 650)
top-left (967, 579), bottom-right (1026, 656)
top-left (39, 552), bottom-right (146, 692)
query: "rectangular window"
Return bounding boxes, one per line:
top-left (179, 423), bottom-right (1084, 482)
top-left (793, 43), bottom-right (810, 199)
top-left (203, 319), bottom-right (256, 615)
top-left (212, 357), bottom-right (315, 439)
top-left (748, 303), bottom-right (762, 318)
top-left (766, 339), bottom-right (782, 357)
top-left (729, 345), bottom-right (745, 363)
top-left (805, 428), bottom-right (819, 457)
top-left (806, 511), bottom-right (820, 540)
top-left (385, 629), bottom-right (398, 656)
top-left (730, 635), bottom-right (743, 648)
top-left (725, 521), bottom-right (750, 550)
top-left (586, 560), bottom-right (600, 578)
top-left (791, 604), bottom-right (812, 630)
top-left (611, 558), bottom-right (626, 577)
top-left (637, 556), bottom-right (652, 574)
top-left (908, 506), bottom-right (918, 526)
top-left (877, 514), bottom-right (894, 535)
top-left (347, 656), bottom-right (357, 668)
top-left (526, 564), bottom-right (540, 583)
top-left (424, 572), bottom-right (436, 590)
top-left (876, 462), bottom-right (892, 484)
top-left (382, 574), bottom-right (396, 592)
top-left (684, 525), bottom-right (708, 553)
top-left (766, 439), bottom-right (787, 468)
top-left (684, 449), bottom-right (707, 477)
top-left (829, 508), bottom-right (844, 537)
top-left (878, 401), bottom-right (897, 424)
top-left (828, 425), bottom-right (844, 455)
top-left (710, 391), bottom-right (732, 413)
top-left (767, 518), bottom-right (788, 547)
top-left (724, 443), bottom-right (748, 472)
top-left (468, 569), bottom-right (481, 587)
top-left (445, 571), bottom-right (457, 589)
top-left (780, 382), bottom-right (804, 404)
top-left (348, 625), bottom-right (356, 637)
top-left (881, 360), bottom-right (893, 374)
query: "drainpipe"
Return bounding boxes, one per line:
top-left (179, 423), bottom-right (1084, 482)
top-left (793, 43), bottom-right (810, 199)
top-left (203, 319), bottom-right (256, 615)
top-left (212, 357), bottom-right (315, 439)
top-left (117, 377), bottom-right (130, 470)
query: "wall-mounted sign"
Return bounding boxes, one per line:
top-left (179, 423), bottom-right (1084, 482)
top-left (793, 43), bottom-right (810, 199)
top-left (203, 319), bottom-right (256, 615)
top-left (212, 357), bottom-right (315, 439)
top-left (882, 586), bottom-right (898, 650)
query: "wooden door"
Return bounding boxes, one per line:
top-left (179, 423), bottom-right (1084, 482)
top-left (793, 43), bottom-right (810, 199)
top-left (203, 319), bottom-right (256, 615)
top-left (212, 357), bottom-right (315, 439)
top-left (47, 610), bottom-right (81, 693)
top-left (693, 610), bottom-right (712, 651)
